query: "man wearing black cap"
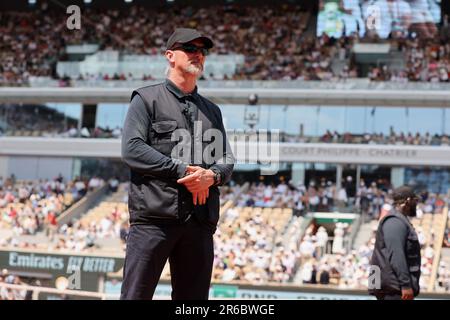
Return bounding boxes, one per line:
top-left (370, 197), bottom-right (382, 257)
top-left (369, 186), bottom-right (421, 300)
top-left (120, 28), bottom-right (234, 300)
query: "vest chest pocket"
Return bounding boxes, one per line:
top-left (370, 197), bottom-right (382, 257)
top-left (151, 120), bottom-right (178, 143)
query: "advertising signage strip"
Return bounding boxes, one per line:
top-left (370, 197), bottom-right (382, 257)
top-left (0, 249), bottom-right (124, 275)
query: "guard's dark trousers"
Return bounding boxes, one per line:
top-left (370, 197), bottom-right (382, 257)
top-left (120, 218), bottom-right (214, 300)
top-left (375, 294), bottom-right (402, 300)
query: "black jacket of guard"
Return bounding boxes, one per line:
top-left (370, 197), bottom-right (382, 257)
top-left (369, 210), bottom-right (421, 297)
top-left (121, 80), bottom-right (234, 232)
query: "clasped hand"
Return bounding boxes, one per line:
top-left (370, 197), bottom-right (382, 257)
top-left (177, 166), bottom-right (215, 205)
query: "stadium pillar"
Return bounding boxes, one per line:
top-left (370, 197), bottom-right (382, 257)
top-left (442, 108), bottom-right (446, 135)
top-left (336, 164), bottom-right (343, 190)
top-left (291, 163), bottom-right (305, 186)
top-left (81, 104), bottom-right (98, 134)
top-left (443, 1), bottom-right (450, 18)
top-left (0, 156), bottom-right (8, 178)
top-left (390, 167), bottom-right (405, 188)
top-left (356, 165), bottom-right (361, 192)
top-left (72, 159), bottom-right (82, 180)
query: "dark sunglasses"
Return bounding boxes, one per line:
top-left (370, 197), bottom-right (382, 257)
top-left (171, 44), bottom-right (209, 56)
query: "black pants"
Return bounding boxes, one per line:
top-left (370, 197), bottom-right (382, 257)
top-left (120, 217), bottom-right (214, 300)
top-left (376, 294), bottom-right (402, 300)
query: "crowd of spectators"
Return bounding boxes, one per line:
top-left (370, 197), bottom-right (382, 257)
top-left (436, 214), bottom-right (450, 292)
top-left (1, 174), bottom-right (450, 294)
top-left (0, 271), bottom-right (33, 300)
top-left (213, 205), bottom-right (296, 283)
top-left (0, 178), bottom-right (134, 253)
top-left (437, 259), bottom-right (450, 292)
top-left (0, 3), bottom-right (312, 85)
top-left (0, 104), bottom-right (122, 138)
top-left (0, 104), bottom-right (77, 137)
top-left (2, 178), bottom-right (245, 254)
top-left (0, 175), bottom-right (98, 233)
top-left (4, 104), bottom-right (450, 148)
top-left (368, 33), bottom-right (450, 83)
top-left (283, 129), bottom-right (450, 146)
top-left (1, 3), bottom-right (449, 86)
top-left (212, 177), bottom-right (450, 292)
top-left (46, 204), bottom-right (129, 252)
top-left (235, 177), bottom-right (394, 217)
top-left (318, 129), bottom-right (447, 145)
top-left (287, 189), bottom-right (447, 291)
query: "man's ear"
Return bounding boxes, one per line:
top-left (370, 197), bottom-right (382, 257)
top-left (165, 50), bottom-right (175, 63)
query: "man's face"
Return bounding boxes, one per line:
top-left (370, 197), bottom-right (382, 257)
top-left (166, 39), bottom-right (207, 77)
top-left (405, 197), bottom-right (418, 217)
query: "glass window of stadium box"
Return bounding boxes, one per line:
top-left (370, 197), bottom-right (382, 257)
top-left (219, 105), bottom-right (447, 145)
top-left (0, 103), bottom-right (81, 138)
top-left (95, 103), bottom-right (128, 138)
top-left (404, 167), bottom-right (450, 194)
top-left (75, 158), bottom-right (129, 182)
top-left (232, 163), bottom-right (292, 185)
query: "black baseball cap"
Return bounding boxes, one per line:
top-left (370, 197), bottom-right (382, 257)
top-left (166, 28), bottom-right (214, 50)
top-left (392, 186), bottom-right (419, 204)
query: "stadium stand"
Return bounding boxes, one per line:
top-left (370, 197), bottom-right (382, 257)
top-left (1, 0), bottom-right (450, 301)
top-left (1, 2), bottom-right (449, 86)
top-left (0, 176), bottom-right (105, 250)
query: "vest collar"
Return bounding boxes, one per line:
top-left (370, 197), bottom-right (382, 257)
top-left (382, 209), bottom-right (412, 227)
top-left (165, 79), bottom-right (198, 99)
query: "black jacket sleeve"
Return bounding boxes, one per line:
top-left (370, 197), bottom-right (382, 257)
top-left (208, 106), bottom-right (235, 186)
top-left (121, 94), bottom-right (187, 179)
top-left (382, 217), bottom-right (412, 290)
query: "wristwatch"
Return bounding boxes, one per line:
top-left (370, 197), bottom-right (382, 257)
top-left (211, 169), bottom-right (221, 186)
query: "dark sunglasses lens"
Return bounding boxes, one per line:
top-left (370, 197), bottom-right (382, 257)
top-left (183, 45), bottom-right (209, 55)
top-left (183, 45), bottom-right (198, 53)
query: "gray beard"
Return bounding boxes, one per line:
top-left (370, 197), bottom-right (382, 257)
top-left (184, 64), bottom-right (203, 76)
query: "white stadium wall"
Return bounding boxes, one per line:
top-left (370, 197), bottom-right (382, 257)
top-left (3, 156), bottom-right (74, 181)
top-left (1, 137), bottom-right (450, 167)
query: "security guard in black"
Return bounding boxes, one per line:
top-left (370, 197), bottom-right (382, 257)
top-left (369, 186), bottom-right (421, 300)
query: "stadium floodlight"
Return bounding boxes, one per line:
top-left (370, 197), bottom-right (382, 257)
top-left (28, 0), bottom-right (36, 5)
top-left (84, 0), bottom-right (92, 4)
top-left (248, 93), bottom-right (258, 106)
top-left (244, 94), bottom-right (260, 129)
